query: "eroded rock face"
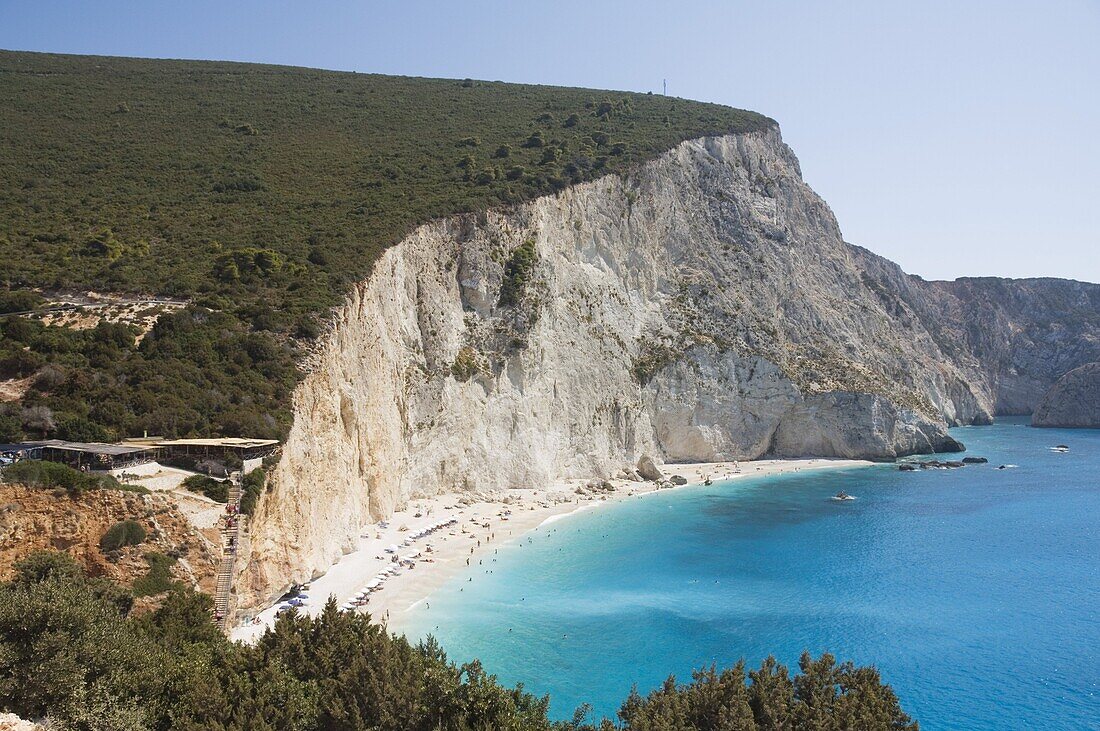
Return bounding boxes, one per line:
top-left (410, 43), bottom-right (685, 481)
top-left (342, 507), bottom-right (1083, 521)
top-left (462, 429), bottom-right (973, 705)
top-left (1033, 362), bottom-right (1100, 428)
top-left (770, 392), bottom-right (963, 461)
top-left (850, 250), bottom-right (1100, 416)
top-left (237, 129), bottom-right (1100, 608)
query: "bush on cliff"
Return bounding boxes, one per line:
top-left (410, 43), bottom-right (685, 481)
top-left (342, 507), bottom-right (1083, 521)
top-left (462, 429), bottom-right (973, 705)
top-left (239, 467), bottom-right (266, 515)
top-left (499, 237), bottom-right (538, 307)
top-left (99, 520), bottom-right (147, 551)
top-left (131, 551), bottom-right (178, 597)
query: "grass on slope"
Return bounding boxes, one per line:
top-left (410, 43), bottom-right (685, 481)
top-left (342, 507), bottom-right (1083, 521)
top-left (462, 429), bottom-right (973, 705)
top-left (0, 50), bottom-right (772, 441)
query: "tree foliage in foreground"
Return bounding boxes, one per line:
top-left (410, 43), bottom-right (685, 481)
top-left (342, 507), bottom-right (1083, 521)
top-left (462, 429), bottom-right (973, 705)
top-left (0, 551), bottom-right (916, 730)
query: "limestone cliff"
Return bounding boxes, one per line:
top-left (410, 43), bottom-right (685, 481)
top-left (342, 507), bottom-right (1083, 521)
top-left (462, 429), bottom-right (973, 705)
top-left (238, 128), bottom-right (1100, 608)
top-left (1032, 362), bottom-right (1100, 428)
top-left (851, 249), bottom-right (1100, 416)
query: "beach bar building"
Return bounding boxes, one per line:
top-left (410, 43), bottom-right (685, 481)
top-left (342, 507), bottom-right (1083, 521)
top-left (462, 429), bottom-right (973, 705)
top-left (38, 440), bottom-right (162, 471)
top-left (155, 438), bottom-right (278, 472)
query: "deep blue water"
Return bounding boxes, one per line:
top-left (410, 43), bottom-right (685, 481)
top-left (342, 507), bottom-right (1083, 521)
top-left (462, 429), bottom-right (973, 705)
top-left (399, 419), bottom-right (1100, 729)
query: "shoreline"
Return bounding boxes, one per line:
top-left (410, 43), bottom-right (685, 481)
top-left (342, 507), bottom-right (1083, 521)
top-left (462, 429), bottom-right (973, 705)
top-left (230, 457), bottom-right (870, 643)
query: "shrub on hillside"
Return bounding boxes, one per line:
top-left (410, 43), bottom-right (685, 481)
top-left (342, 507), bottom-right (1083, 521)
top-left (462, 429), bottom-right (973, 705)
top-left (31, 364), bottom-right (66, 392)
top-left (0, 412), bottom-right (21, 442)
top-left (0, 316), bottom-right (37, 343)
top-left (18, 405), bottom-right (55, 437)
top-left (82, 228), bottom-right (123, 260)
top-left (13, 550), bottom-right (83, 584)
top-left (1, 460), bottom-right (118, 495)
top-left (0, 348), bottom-right (45, 378)
top-left (132, 552), bottom-right (177, 596)
top-left (54, 414), bottom-right (112, 443)
top-left (182, 474), bottom-right (229, 503)
top-left (99, 520), bottom-right (146, 551)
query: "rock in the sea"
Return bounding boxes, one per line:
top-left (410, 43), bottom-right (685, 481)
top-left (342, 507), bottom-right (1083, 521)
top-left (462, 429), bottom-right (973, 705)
top-left (962, 456), bottom-right (988, 464)
top-left (1032, 362), bottom-right (1100, 428)
top-left (637, 455), bottom-right (664, 481)
top-left (670, 475), bottom-right (688, 485)
top-left (913, 460), bottom-right (966, 470)
top-left (898, 463), bottom-right (918, 471)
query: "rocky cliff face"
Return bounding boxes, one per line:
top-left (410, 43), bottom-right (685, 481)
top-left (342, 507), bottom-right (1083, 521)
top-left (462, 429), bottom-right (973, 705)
top-left (238, 128), bottom-right (1100, 608)
top-left (1032, 362), bottom-right (1100, 427)
top-left (0, 483), bottom-right (217, 596)
top-left (851, 249), bottom-right (1100, 416)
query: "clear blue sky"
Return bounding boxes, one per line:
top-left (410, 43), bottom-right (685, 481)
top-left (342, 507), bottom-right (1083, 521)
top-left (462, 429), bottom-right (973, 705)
top-left (2, 0), bottom-right (1097, 282)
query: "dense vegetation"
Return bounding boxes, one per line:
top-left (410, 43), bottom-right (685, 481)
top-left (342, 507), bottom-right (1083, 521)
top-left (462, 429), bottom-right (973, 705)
top-left (0, 459), bottom-right (120, 495)
top-left (0, 307), bottom-right (297, 442)
top-left (0, 552), bottom-right (916, 731)
top-left (0, 49), bottom-right (772, 442)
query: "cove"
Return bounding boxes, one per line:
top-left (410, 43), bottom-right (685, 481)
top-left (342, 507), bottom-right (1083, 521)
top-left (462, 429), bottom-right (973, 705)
top-left (398, 419), bottom-right (1100, 730)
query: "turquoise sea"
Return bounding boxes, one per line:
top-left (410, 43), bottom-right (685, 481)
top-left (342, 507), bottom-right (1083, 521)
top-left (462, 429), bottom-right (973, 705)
top-left (399, 419), bottom-right (1099, 729)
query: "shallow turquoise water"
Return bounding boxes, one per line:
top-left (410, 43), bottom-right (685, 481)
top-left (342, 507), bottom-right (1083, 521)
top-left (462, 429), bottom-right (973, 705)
top-left (399, 419), bottom-right (1099, 729)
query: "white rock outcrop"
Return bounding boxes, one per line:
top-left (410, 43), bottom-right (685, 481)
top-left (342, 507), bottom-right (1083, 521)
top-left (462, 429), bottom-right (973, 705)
top-left (240, 128), bottom-right (1098, 608)
top-left (0, 713), bottom-right (41, 731)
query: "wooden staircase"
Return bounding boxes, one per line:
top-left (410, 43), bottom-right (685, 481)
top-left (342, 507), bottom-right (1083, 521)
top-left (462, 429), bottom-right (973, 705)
top-left (213, 478), bottom-right (243, 631)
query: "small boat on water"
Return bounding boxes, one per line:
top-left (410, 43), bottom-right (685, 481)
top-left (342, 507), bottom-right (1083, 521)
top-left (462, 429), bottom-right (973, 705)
top-left (831, 491), bottom-right (856, 501)
top-left (1050, 445), bottom-right (1070, 453)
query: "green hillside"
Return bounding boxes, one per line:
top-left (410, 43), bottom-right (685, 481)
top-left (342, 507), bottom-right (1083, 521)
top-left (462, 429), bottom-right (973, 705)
top-left (0, 50), bottom-right (772, 442)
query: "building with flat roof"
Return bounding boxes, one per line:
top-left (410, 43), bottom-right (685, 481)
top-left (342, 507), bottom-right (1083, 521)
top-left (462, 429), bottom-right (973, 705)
top-left (37, 440), bottom-right (162, 471)
top-left (153, 438), bottom-right (279, 462)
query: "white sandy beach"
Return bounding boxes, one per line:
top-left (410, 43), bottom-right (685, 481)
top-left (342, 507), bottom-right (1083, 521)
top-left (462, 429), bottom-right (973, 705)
top-left (230, 458), bottom-right (870, 643)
